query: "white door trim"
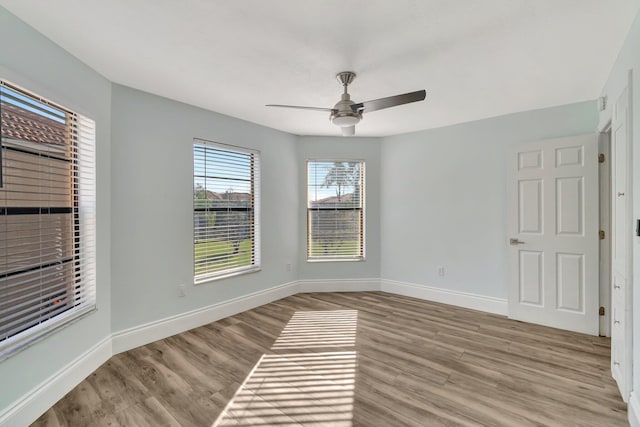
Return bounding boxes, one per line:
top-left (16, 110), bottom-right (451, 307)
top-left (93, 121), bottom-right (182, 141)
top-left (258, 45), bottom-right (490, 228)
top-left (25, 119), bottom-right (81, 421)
top-left (610, 69), bottom-right (634, 402)
top-left (599, 128), bottom-right (612, 337)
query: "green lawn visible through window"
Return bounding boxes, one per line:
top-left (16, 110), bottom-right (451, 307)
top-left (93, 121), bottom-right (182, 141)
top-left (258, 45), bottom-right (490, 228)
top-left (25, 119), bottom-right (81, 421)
top-left (308, 240), bottom-right (360, 257)
top-left (194, 238), bottom-right (252, 275)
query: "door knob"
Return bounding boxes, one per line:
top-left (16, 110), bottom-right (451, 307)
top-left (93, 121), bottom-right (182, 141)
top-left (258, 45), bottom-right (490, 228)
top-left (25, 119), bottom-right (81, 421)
top-left (509, 238), bottom-right (525, 245)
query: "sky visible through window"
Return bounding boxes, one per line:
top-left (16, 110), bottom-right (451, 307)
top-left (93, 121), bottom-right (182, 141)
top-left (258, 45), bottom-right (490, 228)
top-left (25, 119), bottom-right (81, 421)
top-left (0, 85), bottom-right (66, 123)
top-left (308, 161), bottom-right (359, 204)
top-left (193, 144), bottom-right (252, 194)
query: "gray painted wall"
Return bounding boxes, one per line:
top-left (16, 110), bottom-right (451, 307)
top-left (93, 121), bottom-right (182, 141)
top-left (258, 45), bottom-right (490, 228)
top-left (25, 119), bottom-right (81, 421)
top-left (110, 85), bottom-right (299, 332)
top-left (0, 7), bottom-right (112, 410)
top-left (380, 101), bottom-right (598, 298)
top-left (296, 136), bottom-right (381, 280)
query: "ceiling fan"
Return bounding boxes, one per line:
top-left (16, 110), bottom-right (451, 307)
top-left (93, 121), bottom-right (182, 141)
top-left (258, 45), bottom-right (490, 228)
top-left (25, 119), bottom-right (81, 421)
top-left (266, 71), bottom-right (426, 136)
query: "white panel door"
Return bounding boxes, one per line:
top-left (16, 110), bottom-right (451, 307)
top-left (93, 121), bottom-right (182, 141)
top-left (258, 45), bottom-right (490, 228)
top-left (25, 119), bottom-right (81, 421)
top-left (610, 81), bottom-right (631, 401)
top-left (507, 134), bottom-right (599, 335)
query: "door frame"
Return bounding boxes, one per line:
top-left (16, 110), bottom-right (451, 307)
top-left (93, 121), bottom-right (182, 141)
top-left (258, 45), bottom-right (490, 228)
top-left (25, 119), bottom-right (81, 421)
top-left (599, 127), bottom-right (612, 337)
top-left (606, 68), bottom-right (634, 401)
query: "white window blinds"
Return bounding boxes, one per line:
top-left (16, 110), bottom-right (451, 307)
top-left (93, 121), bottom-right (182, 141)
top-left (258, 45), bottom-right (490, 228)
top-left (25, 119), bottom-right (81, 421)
top-left (0, 80), bottom-right (96, 359)
top-left (193, 139), bottom-right (260, 282)
top-left (307, 161), bottom-right (365, 260)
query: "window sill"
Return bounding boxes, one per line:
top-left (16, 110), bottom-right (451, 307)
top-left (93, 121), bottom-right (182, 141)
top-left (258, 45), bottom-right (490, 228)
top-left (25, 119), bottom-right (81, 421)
top-left (194, 265), bottom-right (261, 285)
top-left (0, 305), bottom-right (97, 362)
top-left (307, 257), bottom-right (365, 263)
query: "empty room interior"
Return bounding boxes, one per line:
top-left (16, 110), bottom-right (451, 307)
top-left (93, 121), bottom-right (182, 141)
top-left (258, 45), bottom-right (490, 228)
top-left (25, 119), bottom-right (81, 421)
top-left (1, 1), bottom-right (640, 426)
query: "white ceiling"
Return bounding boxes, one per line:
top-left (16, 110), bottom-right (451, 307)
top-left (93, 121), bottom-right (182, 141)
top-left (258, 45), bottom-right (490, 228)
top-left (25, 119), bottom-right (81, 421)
top-left (1, 1), bottom-right (638, 137)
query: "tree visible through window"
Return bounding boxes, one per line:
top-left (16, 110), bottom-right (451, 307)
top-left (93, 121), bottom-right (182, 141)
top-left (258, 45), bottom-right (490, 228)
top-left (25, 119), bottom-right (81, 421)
top-left (307, 161), bottom-right (365, 260)
top-left (193, 139), bottom-right (260, 282)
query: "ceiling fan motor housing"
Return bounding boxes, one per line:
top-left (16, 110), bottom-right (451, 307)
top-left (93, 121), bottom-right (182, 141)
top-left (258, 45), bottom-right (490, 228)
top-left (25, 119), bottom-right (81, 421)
top-left (331, 93), bottom-right (362, 127)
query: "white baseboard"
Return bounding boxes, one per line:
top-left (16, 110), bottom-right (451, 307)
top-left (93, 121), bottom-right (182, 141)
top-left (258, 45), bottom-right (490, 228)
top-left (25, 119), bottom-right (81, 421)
top-left (112, 281), bottom-right (299, 354)
top-left (629, 391), bottom-right (640, 427)
top-left (0, 336), bottom-right (111, 427)
top-left (297, 278), bottom-right (380, 293)
top-left (380, 279), bottom-right (508, 316)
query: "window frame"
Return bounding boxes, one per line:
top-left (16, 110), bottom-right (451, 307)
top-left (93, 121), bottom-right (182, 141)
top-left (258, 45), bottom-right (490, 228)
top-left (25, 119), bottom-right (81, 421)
top-left (193, 139), bottom-right (261, 284)
top-left (0, 79), bottom-right (96, 360)
top-left (306, 159), bottom-right (366, 262)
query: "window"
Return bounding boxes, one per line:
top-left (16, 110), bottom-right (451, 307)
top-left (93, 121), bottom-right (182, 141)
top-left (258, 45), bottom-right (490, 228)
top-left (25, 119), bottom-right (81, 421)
top-left (193, 139), bottom-right (260, 282)
top-left (307, 161), bottom-right (364, 260)
top-left (0, 80), bottom-right (96, 359)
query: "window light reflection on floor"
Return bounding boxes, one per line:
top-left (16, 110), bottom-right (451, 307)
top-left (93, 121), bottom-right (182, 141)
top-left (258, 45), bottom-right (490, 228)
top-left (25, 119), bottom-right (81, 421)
top-left (213, 310), bottom-right (358, 426)
top-left (271, 310), bottom-right (358, 349)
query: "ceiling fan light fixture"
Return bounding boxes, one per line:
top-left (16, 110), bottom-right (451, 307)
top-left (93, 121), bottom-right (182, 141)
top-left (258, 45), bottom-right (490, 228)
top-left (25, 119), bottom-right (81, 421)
top-left (331, 114), bottom-right (360, 127)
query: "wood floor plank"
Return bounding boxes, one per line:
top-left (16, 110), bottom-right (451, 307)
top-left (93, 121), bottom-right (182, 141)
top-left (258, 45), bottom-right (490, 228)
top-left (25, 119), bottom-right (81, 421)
top-left (51, 377), bottom-right (106, 426)
top-left (111, 397), bottom-right (182, 427)
top-left (33, 292), bottom-right (627, 426)
top-left (30, 409), bottom-right (61, 427)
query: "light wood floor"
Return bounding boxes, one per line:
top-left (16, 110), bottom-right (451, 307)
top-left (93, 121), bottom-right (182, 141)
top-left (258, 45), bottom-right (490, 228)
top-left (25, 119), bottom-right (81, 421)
top-left (33, 292), bottom-right (626, 426)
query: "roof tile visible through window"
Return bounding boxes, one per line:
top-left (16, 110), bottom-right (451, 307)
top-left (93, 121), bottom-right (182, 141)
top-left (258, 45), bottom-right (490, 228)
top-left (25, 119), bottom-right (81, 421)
top-left (1, 102), bottom-right (66, 146)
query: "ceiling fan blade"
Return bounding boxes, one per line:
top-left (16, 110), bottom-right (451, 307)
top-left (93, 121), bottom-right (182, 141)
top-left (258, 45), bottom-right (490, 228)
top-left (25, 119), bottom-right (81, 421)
top-left (351, 90), bottom-right (426, 113)
top-left (266, 104), bottom-right (335, 112)
top-left (341, 125), bottom-right (355, 136)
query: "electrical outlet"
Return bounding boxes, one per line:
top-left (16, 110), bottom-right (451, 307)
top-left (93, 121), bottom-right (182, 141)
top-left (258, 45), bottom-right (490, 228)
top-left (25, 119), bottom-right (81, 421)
top-left (178, 284), bottom-right (186, 297)
top-left (437, 266), bottom-right (445, 277)
top-left (286, 263), bottom-right (292, 272)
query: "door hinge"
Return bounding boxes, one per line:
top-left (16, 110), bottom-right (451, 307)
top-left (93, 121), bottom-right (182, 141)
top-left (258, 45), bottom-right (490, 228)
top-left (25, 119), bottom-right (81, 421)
top-left (599, 306), bottom-right (605, 316)
top-left (599, 230), bottom-right (605, 239)
top-left (598, 96), bottom-right (607, 111)
top-left (598, 153), bottom-right (605, 163)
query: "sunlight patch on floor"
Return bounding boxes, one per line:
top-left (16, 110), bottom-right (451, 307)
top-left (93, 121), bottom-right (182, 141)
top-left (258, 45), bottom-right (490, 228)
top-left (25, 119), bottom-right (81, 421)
top-left (271, 310), bottom-right (358, 350)
top-left (213, 310), bottom-right (358, 426)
